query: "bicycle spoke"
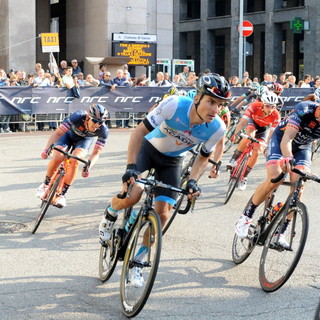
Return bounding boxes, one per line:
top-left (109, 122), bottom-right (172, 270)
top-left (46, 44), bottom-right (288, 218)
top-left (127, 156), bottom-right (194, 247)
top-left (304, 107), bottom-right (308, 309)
top-left (120, 210), bottom-right (162, 318)
top-left (259, 203), bottom-right (308, 292)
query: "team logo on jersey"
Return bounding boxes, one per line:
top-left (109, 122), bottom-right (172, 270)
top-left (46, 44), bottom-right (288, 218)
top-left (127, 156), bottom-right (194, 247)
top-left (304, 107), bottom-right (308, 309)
top-left (163, 126), bottom-right (194, 146)
top-left (308, 121), bottom-right (317, 129)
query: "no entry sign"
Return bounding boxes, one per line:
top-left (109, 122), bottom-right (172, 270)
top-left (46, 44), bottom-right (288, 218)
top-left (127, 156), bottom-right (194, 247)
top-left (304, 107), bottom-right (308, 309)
top-left (239, 20), bottom-right (254, 37)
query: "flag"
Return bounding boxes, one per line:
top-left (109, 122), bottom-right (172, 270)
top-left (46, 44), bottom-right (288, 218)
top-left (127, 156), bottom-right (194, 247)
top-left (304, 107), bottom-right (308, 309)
top-left (49, 52), bottom-right (59, 74)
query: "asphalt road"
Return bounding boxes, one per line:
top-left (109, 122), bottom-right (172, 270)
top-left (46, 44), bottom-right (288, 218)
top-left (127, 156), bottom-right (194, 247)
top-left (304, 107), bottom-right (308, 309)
top-left (1, 130), bottom-right (320, 320)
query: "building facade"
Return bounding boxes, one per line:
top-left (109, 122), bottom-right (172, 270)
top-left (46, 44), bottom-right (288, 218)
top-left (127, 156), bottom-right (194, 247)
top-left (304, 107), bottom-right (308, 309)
top-left (173, 0), bottom-right (320, 80)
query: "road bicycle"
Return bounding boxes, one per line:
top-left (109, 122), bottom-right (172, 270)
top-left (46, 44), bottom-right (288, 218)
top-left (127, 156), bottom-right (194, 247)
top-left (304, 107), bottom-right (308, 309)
top-left (232, 167), bottom-right (320, 292)
top-left (162, 145), bottom-right (221, 235)
top-left (98, 174), bottom-right (192, 318)
top-left (224, 111), bottom-right (242, 154)
top-left (224, 133), bottom-right (267, 204)
top-left (31, 144), bottom-right (89, 234)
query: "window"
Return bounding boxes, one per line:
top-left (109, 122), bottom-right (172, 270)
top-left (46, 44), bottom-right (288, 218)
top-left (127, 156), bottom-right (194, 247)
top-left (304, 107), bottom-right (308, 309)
top-left (245, 0), bottom-right (265, 13)
top-left (208, 0), bottom-right (231, 17)
top-left (180, 0), bottom-right (200, 20)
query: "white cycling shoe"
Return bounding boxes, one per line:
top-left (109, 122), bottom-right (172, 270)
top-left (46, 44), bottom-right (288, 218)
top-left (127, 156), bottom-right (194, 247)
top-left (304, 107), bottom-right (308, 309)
top-left (130, 266), bottom-right (144, 288)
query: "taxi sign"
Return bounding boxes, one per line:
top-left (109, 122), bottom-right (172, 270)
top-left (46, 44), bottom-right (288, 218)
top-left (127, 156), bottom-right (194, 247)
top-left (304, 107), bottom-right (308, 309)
top-left (41, 33), bottom-right (60, 53)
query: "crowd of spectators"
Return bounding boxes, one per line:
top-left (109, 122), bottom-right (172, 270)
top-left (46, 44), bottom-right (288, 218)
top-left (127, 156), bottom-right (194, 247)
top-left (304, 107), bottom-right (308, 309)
top-left (0, 59), bottom-right (318, 132)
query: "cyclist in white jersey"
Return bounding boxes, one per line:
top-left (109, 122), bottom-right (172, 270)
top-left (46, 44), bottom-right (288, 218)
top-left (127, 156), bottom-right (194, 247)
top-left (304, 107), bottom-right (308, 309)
top-left (99, 73), bottom-right (231, 285)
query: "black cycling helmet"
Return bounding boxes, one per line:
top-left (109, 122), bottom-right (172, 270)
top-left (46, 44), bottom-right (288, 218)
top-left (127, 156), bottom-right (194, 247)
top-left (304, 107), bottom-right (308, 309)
top-left (87, 104), bottom-right (108, 122)
top-left (197, 73), bottom-right (231, 100)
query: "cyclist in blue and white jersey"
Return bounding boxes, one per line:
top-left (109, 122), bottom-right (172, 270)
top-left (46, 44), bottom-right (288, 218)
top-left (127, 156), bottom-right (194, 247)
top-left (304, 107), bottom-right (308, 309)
top-left (99, 73), bottom-right (231, 285)
top-left (36, 104), bottom-right (109, 208)
top-left (235, 99), bottom-right (320, 246)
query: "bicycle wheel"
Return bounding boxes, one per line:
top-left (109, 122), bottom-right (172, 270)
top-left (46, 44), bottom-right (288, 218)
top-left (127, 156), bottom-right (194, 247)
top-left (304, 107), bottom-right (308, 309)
top-left (224, 153), bottom-right (248, 205)
top-left (99, 229), bottom-right (119, 282)
top-left (120, 209), bottom-right (162, 318)
top-left (232, 200), bottom-right (269, 264)
top-left (259, 201), bottom-right (309, 292)
top-left (311, 139), bottom-right (320, 160)
top-left (31, 174), bottom-right (62, 234)
top-left (224, 125), bottom-right (236, 154)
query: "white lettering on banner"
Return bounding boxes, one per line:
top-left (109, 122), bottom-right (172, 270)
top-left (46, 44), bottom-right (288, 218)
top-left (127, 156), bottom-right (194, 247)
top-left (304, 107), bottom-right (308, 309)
top-left (80, 96), bottom-right (109, 103)
top-left (12, 97), bottom-right (41, 104)
top-left (148, 97), bottom-right (161, 103)
top-left (281, 96), bottom-right (304, 102)
top-left (47, 97), bottom-right (66, 103)
top-left (114, 96), bottom-right (143, 103)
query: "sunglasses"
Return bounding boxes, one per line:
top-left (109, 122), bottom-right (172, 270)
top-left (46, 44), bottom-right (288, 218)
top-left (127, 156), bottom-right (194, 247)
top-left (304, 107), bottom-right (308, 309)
top-left (90, 117), bottom-right (103, 125)
top-left (264, 104), bottom-right (276, 109)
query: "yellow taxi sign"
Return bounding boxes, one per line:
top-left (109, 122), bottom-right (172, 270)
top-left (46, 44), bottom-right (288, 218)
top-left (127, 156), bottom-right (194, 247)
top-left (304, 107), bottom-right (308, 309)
top-left (41, 33), bottom-right (60, 53)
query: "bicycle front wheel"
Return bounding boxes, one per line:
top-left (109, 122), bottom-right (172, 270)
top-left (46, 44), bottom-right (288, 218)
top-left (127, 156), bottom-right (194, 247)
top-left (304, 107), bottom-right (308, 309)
top-left (99, 229), bottom-right (119, 282)
top-left (224, 125), bottom-right (236, 154)
top-left (120, 209), bottom-right (162, 318)
top-left (224, 154), bottom-right (248, 205)
top-left (259, 202), bottom-right (308, 292)
top-left (31, 174), bottom-right (62, 234)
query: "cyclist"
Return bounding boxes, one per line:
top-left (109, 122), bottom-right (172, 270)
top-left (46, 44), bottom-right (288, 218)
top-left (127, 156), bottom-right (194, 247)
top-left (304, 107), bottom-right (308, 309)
top-left (99, 73), bottom-right (231, 286)
top-left (36, 104), bottom-right (109, 208)
top-left (235, 99), bottom-right (320, 246)
top-left (227, 91), bottom-right (280, 190)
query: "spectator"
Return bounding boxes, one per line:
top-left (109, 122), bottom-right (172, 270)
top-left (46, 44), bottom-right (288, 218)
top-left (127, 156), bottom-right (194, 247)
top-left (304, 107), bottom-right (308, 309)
top-left (164, 72), bottom-right (172, 83)
top-left (314, 78), bottom-right (320, 89)
top-left (59, 60), bottom-right (67, 76)
top-left (241, 71), bottom-right (252, 87)
top-left (229, 75), bottom-right (240, 87)
top-left (77, 72), bottom-right (85, 86)
top-left (300, 74), bottom-right (312, 88)
top-left (123, 71), bottom-right (133, 86)
top-left (34, 63), bottom-right (42, 76)
top-left (122, 64), bottom-right (131, 78)
top-left (100, 71), bottom-right (116, 90)
top-left (16, 70), bottom-right (28, 86)
top-left (286, 75), bottom-right (297, 88)
top-left (113, 69), bottom-right (130, 128)
top-left (186, 71), bottom-right (198, 87)
top-left (27, 74), bottom-right (35, 86)
top-left (172, 74), bottom-right (185, 87)
top-left (260, 73), bottom-right (273, 85)
top-left (84, 74), bottom-right (100, 86)
top-left (34, 69), bottom-right (51, 87)
top-left (149, 71), bottom-right (171, 87)
top-left (98, 64), bottom-right (107, 80)
top-left (277, 73), bottom-right (286, 85)
top-left (178, 65), bottom-right (190, 86)
top-left (71, 59), bottom-right (82, 75)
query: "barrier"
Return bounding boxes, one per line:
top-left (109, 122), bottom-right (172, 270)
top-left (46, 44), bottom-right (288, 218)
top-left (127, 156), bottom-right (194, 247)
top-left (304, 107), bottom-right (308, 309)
top-left (0, 86), bottom-right (315, 131)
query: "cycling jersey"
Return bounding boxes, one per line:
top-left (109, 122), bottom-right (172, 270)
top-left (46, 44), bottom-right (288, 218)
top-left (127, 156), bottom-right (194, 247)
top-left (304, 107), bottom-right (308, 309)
top-left (276, 101), bottom-right (320, 145)
top-left (144, 95), bottom-right (226, 157)
top-left (60, 110), bottom-right (108, 150)
top-left (243, 101), bottom-right (280, 128)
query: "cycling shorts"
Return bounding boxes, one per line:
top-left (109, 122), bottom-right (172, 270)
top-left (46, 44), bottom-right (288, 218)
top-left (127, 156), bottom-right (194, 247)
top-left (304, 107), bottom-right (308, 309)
top-left (266, 130), bottom-right (312, 168)
top-left (246, 118), bottom-right (268, 141)
top-left (137, 139), bottom-right (183, 205)
top-left (56, 130), bottom-right (94, 153)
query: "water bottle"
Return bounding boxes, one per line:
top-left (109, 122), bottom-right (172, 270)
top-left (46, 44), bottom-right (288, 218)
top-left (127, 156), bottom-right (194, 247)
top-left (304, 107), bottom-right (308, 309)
top-left (125, 210), bottom-right (139, 232)
top-left (267, 202), bottom-right (283, 221)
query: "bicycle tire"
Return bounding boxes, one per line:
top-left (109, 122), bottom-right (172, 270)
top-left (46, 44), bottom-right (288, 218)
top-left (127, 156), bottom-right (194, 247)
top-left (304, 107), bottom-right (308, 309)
top-left (232, 198), bottom-right (271, 264)
top-left (223, 125), bottom-right (236, 154)
top-left (224, 153), bottom-right (248, 205)
top-left (311, 139), bottom-right (320, 161)
top-left (315, 299), bottom-right (320, 320)
top-left (31, 174), bottom-right (62, 234)
top-left (99, 229), bottom-right (119, 282)
top-left (120, 209), bottom-right (162, 318)
top-left (259, 201), bottom-right (308, 292)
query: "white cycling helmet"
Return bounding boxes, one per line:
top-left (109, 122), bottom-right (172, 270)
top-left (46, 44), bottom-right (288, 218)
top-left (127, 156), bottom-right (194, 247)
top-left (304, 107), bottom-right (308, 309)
top-left (260, 91), bottom-right (278, 105)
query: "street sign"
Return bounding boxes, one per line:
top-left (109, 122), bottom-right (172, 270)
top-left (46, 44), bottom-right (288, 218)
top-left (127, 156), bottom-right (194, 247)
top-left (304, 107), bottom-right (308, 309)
top-left (41, 33), bottom-right (59, 53)
top-left (239, 20), bottom-right (254, 37)
top-left (290, 17), bottom-right (304, 34)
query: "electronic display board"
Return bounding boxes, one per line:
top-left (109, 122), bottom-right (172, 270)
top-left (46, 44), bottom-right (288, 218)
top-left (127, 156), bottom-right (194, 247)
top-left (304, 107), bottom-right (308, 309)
top-left (112, 42), bottom-right (157, 66)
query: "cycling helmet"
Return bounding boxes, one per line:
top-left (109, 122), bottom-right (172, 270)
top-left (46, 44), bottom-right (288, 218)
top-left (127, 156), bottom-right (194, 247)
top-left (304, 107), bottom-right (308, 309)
top-left (197, 73), bottom-right (231, 100)
top-left (88, 104), bottom-right (108, 122)
top-left (270, 83), bottom-right (284, 95)
top-left (314, 87), bottom-right (320, 101)
top-left (186, 89), bottom-right (197, 100)
top-left (260, 91), bottom-right (278, 105)
top-left (251, 81), bottom-right (260, 90)
top-left (256, 85), bottom-right (269, 96)
top-left (161, 86), bottom-right (178, 100)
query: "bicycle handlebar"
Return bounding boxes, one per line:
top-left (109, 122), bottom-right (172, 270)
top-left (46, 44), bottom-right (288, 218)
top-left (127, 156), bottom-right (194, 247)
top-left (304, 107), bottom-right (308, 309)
top-left (271, 166), bottom-right (320, 184)
top-left (239, 132), bottom-right (268, 148)
top-left (52, 146), bottom-right (89, 165)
